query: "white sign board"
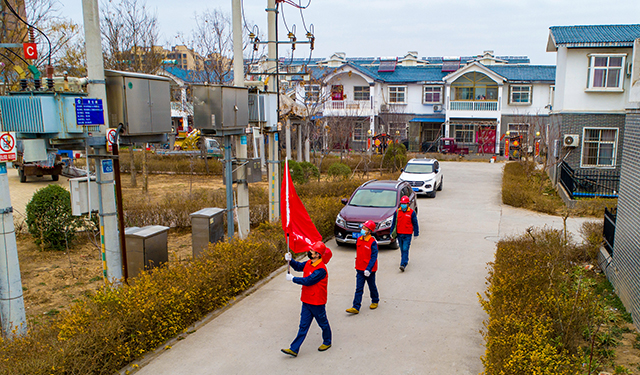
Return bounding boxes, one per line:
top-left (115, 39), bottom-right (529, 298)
top-left (70, 177), bottom-right (99, 216)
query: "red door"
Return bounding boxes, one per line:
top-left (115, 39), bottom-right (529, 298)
top-left (477, 126), bottom-right (496, 154)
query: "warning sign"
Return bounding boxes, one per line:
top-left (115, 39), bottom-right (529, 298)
top-left (106, 128), bottom-right (117, 152)
top-left (0, 132), bottom-right (17, 162)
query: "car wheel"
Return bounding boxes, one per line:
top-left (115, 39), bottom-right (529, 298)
top-left (52, 174), bottom-right (59, 181)
top-left (19, 169), bottom-right (26, 183)
top-left (437, 178), bottom-right (443, 191)
top-left (429, 189), bottom-right (437, 198)
top-left (389, 239), bottom-right (399, 249)
top-left (335, 238), bottom-right (346, 247)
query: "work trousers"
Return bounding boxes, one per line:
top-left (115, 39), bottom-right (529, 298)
top-left (352, 270), bottom-right (379, 311)
top-left (290, 302), bottom-right (332, 353)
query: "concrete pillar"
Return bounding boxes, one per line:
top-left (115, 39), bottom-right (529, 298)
top-left (0, 163), bottom-right (27, 337)
top-left (297, 124), bottom-right (303, 162)
top-left (235, 136), bottom-right (250, 239)
top-left (286, 119), bottom-right (291, 161)
top-left (95, 155), bottom-right (122, 283)
top-left (305, 138), bottom-right (310, 162)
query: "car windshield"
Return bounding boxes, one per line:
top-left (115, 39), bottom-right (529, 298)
top-left (404, 163), bottom-right (434, 173)
top-left (349, 189), bottom-right (397, 208)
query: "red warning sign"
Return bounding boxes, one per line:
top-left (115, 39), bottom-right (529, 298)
top-left (23, 43), bottom-right (37, 60)
top-left (0, 132), bottom-right (17, 161)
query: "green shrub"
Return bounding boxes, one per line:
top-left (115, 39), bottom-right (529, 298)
top-left (25, 185), bottom-right (83, 251)
top-left (502, 161), bottom-right (564, 214)
top-left (327, 162), bottom-right (351, 180)
top-left (382, 143), bottom-right (407, 171)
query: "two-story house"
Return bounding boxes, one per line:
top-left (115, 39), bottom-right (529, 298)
top-left (283, 51), bottom-right (555, 154)
top-left (546, 24), bottom-right (640, 199)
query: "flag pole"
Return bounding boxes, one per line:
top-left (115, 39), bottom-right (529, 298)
top-left (287, 233), bottom-right (291, 273)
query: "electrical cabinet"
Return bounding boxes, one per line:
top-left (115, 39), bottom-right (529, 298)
top-left (190, 208), bottom-right (225, 258)
top-left (192, 85), bottom-right (248, 132)
top-left (222, 158), bottom-right (263, 184)
top-left (125, 225), bottom-right (170, 278)
top-left (105, 70), bottom-right (172, 135)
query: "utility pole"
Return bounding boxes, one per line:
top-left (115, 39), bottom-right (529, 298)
top-left (83, 0), bottom-right (122, 282)
top-left (0, 163), bottom-right (26, 338)
top-left (232, 0), bottom-right (249, 239)
top-left (267, 0), bottom-right (280, 221)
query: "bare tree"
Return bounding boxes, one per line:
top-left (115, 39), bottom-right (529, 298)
top-left (101, 0), bottom-right (163, 73)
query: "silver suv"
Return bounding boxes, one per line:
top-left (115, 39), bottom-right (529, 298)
top-left (398, 158), bottom-right (443, 198)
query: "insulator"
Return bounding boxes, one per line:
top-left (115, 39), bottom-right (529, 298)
top-left (34, 79), bottom-right (41, 90)
top-left (29, 27), bottom-right (35, 43)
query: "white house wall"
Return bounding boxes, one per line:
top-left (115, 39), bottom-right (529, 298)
top-left (501, 82), bottom-right (553, 116)
top-left (555, 46), bottom-right (633, 113)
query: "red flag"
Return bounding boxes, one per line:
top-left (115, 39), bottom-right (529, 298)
top-left (281, 159), bottom-right (322, 253)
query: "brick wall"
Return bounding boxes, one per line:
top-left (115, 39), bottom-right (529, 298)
top-left (606, 109), bottom-right (640, 329)
top-left (551, 113), bottom-right (625, 172)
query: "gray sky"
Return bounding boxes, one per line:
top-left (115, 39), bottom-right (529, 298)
top-left (58, 0), bottom-right (640, 65)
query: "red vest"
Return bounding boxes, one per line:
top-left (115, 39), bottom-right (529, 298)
top-left (301, 260), bottom-right (328, 305)
top-left (396, 208), bottom-right (414, 234)
top-left (356, 235), bottom-right (378, 272)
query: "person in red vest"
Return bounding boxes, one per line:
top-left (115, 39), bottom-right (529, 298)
top-left (391, 195), bottom-right (419, 272)
top-left (346, 220), bottom-right (380, 314)
top-left (281, 241), bottom-right (333, 357)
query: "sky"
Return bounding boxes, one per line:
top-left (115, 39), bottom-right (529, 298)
top-left (57, 0), bottom-right (640, 65)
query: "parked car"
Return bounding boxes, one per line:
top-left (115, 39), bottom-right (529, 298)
top-left (334, 180), bottom-right (417, 248)
top-left (398, 158), bottom-right (443, 198)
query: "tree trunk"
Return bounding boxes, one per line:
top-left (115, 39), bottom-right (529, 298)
top-left (130, 145), bottom-right (137, 187)
top-left (142, 145), bottom-right (148, 193)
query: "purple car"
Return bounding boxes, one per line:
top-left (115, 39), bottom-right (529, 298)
top-left (334, 180), bottom-right (417, 248)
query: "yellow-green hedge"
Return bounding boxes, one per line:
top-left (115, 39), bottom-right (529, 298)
top-left (0, 223), bottom-right (285, 375)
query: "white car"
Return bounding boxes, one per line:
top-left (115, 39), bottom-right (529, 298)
top-left (398, 158), bottom-right (443, 198)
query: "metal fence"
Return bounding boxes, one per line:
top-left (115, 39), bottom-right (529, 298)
top-left (559, 162), bottom-right (620, 199)
top-left (603, 207), bottom-right (616, 256)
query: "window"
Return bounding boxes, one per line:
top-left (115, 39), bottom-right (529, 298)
top-left (354, 86), bottom-right (370, 101)
top-left (581, 128), bottom-right (618, 167)
top-left (304, 85), bottom-right (320, 103)
top-left (587, 54), bottom-right (626, 90)
top-left (452, 72), bottom-right (498, 101)
top-left (510, 85), bottom-right (532, 104)
top-left (423, 86), bottom-right (442, 104)
top-left (389, 86), bottom-right (406, 104)
top-left (453, 124), bottom-right (474, 143)
top-left (389, 123), bottom-right (407, 138)
top-left (353, 122), bottom-right (366, 141)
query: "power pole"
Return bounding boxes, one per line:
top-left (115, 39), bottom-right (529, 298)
top-left (266, 0), bottom-right (280, 221)
top-left (82, 0), bottom-right (122, 282)
top-left (232, 0), bottom-right (249, 239)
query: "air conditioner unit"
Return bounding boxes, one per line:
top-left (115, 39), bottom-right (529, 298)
top-left (380, 104), bottom-right (389, 112)
top-left (563, 134), bottom-right (579, 147)
top-left (433, 104), bottom-right (442, 112)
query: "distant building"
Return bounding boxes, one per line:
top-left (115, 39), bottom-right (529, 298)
top-left (268, 50), bottom-right (554, 153)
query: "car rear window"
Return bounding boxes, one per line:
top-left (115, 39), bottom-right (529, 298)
top-left (350, 189), bottom-right (397, 207)
top-left (404, 163), bottom-right (434, 173)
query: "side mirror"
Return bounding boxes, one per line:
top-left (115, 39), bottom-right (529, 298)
top-left (341, 198), bottom-right (348, 205)
top-left (400, 168), bottom-right (404, 172)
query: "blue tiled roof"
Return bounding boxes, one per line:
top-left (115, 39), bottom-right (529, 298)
top-left (351, 64), bottom-right (448, 83)
top-left (486, 65), bottom-right (556, 82)
top-left (550, 24), bottom-right (640, 47)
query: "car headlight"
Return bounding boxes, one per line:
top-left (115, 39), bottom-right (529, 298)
top-left (377, 214), bottom-right (394, 230)
top-left (335, 213), bottom-right (346, 227)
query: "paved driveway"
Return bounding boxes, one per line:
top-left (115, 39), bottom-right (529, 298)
top-left (133, 161), bottom-right (592, 375)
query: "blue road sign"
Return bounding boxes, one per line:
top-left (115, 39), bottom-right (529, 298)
top-left (75, 98), bottom-right (105, 126)
top-left (102, 159), bottom-right (113, 174)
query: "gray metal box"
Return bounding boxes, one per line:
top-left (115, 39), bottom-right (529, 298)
top-left (192, 85), bottom-right (249, 132)
top-left (124, 225), bottom-right (170, 278)
top-left (190, 207), bottom-right (225, 258)
top-left (222, 158), bottom-right (263, 184)
top-left (105, 70), bottom-right (172, 135)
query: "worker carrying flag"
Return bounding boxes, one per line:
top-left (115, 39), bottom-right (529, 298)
top-left (280, 159), bottom-right (332, 357)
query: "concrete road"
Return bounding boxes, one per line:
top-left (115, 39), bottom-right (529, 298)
top-left (4, 166), bottom-right (70, 220)
top-left (133, 161), bottom-right (592, 375)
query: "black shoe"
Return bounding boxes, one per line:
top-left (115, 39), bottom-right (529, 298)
top-left (399, 265), bottom-right (405, 272)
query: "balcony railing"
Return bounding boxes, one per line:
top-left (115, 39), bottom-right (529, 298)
top-left (325, 100), bottom-right (371, 113)
top-left (449, 101), bottom-right (498, 111)
top-left (603, 207), bottom-right (616, 256)
top-left (559, 161), bottom-right (620, 199)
